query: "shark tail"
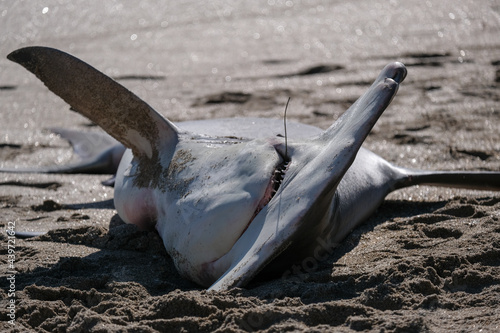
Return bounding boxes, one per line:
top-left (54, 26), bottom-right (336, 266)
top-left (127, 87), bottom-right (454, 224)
top-left (394, 168), bottom-right (500, 192)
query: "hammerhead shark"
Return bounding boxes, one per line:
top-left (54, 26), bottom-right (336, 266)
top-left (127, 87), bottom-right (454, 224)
top-left (4, 47), bottom-right (499, 291)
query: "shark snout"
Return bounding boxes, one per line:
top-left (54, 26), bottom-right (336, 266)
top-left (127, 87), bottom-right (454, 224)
top-left (380, 62), bottom-right (407, 84)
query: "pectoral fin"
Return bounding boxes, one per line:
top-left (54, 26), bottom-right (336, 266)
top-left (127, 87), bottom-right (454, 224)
top-left (8, 47), bottom-right (178, 160)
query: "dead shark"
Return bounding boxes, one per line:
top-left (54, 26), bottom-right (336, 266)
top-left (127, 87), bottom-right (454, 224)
top-left (4, 47), bottom-right (500, 291)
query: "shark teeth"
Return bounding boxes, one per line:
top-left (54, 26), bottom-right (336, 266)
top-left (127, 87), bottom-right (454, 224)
top-left (255, 158), bottom-right (290, 215)
top-left (238, 158), bottom-right (291, 239)
top-left (271, 159), bottom-right (290, 196)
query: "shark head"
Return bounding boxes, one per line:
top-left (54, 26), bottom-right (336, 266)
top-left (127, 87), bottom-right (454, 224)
top-left (204, 63), bottom-right (407, 290)
top-left (7, 47), bottom-right (406, 290)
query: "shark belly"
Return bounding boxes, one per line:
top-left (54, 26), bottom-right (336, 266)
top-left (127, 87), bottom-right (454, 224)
top-left (114, 149), bottom-right (158, 230)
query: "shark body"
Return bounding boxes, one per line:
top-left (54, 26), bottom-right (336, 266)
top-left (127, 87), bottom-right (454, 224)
top-left (4, 47), bottom-right (500, 291)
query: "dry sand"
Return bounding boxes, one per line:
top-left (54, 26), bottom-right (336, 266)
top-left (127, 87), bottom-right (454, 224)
top-left (1, 0), bottom-right (499, 331)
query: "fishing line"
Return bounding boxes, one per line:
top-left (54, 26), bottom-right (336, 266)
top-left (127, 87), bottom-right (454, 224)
top-left (284, 97), bottom-right (290, 160)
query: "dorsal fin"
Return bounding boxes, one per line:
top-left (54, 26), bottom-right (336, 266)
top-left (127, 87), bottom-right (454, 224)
top-left (7, 46), bottom-right (178, 160)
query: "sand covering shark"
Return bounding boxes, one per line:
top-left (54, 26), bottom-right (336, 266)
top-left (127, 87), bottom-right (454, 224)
top-left (4, 47), bottom-right (500, 291)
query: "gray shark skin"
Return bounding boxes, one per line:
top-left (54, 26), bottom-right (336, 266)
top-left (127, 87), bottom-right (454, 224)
top-left (4, 47), bottom-right (500, 291)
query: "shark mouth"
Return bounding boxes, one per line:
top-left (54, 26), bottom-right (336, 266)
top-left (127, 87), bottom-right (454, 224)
top-left (203, 156), bottom-right (291, 280)
top-left (271, 158), bottom-right (290, 196)
top-left (241, 153), bottom-right (291, 237)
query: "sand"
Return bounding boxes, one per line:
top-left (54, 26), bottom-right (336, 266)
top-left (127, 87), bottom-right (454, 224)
top-left (1, 0), bottom-right (499, 331)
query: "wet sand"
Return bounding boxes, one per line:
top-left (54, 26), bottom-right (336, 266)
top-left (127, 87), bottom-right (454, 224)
top-left (1, 1), bottom-right (499, 331)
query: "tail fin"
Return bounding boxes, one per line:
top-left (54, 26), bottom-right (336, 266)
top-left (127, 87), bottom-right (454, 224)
top-left (394, 168), bottom-right (500, 191)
